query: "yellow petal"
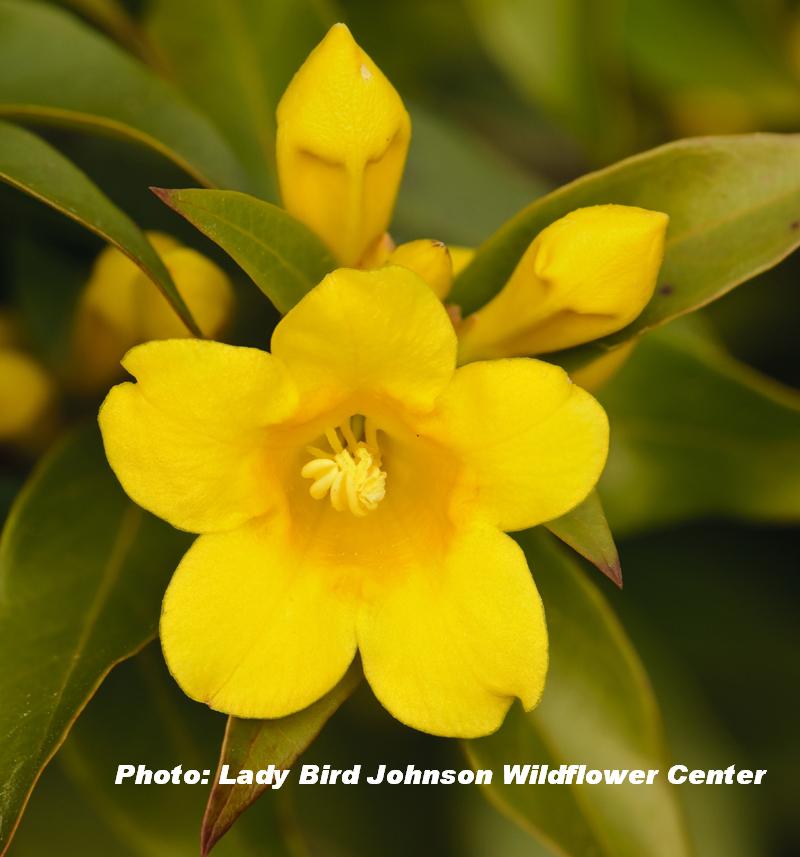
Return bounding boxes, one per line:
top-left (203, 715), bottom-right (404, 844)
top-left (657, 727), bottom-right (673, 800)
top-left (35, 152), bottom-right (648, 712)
top-left (271, 266), bottom-right (457, 414)
top-left (0, 348), bottom-right (53, 441)
top-left (276, 23), bottom-right (411, 265)
top-left (161, 519), bottom-right (357, 718)
top-left (458, 205), bottom-right (668, 361)
top-left (357, 522), bottom-right (547, 737)
top-left (99, 339), bottom-right (297, 533)
top-left (388, 239), bottom-right (453, 299)
top-left (430, 359), bottom-right (608, 531)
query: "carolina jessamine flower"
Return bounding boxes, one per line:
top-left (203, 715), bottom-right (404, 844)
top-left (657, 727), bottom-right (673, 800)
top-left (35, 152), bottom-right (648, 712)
top-left (71, 232), bottom-right (233, 391)
top-left (99, 267), bottom-right (608, 737)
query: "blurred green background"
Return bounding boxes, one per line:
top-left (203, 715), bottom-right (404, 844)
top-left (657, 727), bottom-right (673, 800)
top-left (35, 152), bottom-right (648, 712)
top-left (2, 0), bottom-right (800, 855)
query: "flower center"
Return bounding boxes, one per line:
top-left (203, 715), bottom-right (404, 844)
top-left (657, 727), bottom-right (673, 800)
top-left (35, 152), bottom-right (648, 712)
top-left (301, 417), bottom-right (387, 517)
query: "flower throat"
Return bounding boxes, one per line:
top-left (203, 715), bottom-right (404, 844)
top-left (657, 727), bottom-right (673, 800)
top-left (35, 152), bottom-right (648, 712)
top-left (301, 416), bottom-right (386, 517)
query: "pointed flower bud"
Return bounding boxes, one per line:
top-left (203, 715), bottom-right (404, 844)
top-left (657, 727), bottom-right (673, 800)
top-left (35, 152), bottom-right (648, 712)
top-left (72, 232), bottom-right (233, 391)
top-left (276, 23), bottom-right (411, 266)
top-left (389, 239), bottom-right (453, 299)
top-left (457, 205), bottom-right (669, 362)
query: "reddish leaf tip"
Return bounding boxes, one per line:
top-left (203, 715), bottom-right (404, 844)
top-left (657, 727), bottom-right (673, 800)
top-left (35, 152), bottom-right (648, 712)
top-left (200, 816), bottom-right (224, 857)
top-left (604, 560), bottom-right (623, 589)
top-left (149, 186), bottom-right (174, 205)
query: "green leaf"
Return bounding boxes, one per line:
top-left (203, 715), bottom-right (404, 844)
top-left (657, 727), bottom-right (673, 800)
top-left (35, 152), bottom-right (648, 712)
top-left (0, 0), bottom-right (246, 190)
top-left (544, 490), bottom-right (622, 587)
top-left (625, 0), bottom-right (800, 127)
top-left (154, 187), bottom-right (337, 313)
top-left (0, 120), bottom-right (201, 335)
top-left (463, 0), bottom-right (634, 161)
top-left (394, 104), bottom-right (549, 246)
top-left (0, 426), bottom-right (191, 857)
top-left (201, 664), bottom-right (362, 857)
top-left (599, 317), bottom-right (800, 534)
top-left (9, 647), bottom-right (295, 857)
top-left (451, 134), bottom-right (800, 368)
top-left (8, 235), bottom-right (89, 367)
top-left (614, 524), bottom-right (800, 837)
top-left (465, 531), bottom-right (691, 857)
top-left (613, 607), bottom-right (764, 857)
top-left (147, 0), bottom-right (332, 200)
top-left (56, 0), bottom-right (155, 63)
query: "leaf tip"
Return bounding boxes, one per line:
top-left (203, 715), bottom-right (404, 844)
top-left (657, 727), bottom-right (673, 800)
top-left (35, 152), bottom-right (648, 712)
top-left (199, 822), bottom-right (219, 857)
top-left (150, 186), bottom-right (175, 206)
top-left (604, 559), bottom-right (623, 589)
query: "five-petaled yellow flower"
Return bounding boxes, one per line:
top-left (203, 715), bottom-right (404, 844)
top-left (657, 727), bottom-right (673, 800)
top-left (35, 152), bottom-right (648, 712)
top-left (99, 267), bottom-right (608, 737)
top-left (98, 22), bottom-right (668, 738)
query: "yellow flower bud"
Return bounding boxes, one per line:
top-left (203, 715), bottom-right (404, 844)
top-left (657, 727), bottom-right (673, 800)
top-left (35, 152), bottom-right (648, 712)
top-left (276, 23), bottom-right (411, 266)
top-left (0, 311), bottom-right (20, 348)
top-left (0, 348), bottom-right (54, 445)
top-left (449, 246), bottom-right (475, 277)
top-left (72, 232), bottom-right (233, 391)
top-left (570, 341), bottom-right (637, 392)
top-left (388, 239), bottom-right (453, 299)
top-left (457, 205), bottom-right (669, 362)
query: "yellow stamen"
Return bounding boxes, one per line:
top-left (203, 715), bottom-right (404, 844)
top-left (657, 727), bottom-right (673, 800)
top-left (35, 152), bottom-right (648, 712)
top-left (301, 417), bottom-right (387, 517)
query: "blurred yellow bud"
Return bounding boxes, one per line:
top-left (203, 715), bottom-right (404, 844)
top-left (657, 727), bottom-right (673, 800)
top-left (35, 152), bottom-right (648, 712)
top-left (72, 232), bottom-right (233, 391)
top-left (0, 348), bottom-right (54, 445)
top-left (449, 246), bottom-right (475, 277)
top-left (457, 205), bottom-right (668, 362)
top-left (570, 341), bottom-right (637, 392)
top-left (388, 239), bottom-right (453, 299)
top-left (0, 311), bottom-right (21, 348)
top-left (276, 23), bottom-right (411, 266)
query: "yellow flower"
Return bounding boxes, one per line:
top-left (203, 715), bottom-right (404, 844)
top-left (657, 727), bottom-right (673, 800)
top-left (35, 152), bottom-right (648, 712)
top-left (98, 267), bottom-right (608, 737)
top-left (0, 347), bottom-right (54, 446)
top-left (457, 205), bottom-right (669, 362)
top-left (72, 233), bottom-right (233, 391)
top-left (276, 23), bottom-right (411, 267)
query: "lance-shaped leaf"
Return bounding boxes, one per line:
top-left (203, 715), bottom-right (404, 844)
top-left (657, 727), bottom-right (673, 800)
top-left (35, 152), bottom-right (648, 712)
top-left (10, 647), bottom-right (295, 857)
top-left (544, 490), bottom-right (622, 587)
top-left (0, 0), bottom-right (245, 190)
top-left (0, 120), bottom-right (200, 335)
top-left (154, 187), bottom-right (337, 313)
top-left (465, 531), bottom-right (691, 857)
top-left (451, 134), bottom-right (800, 369)
top-left (599, 317), bottom-right (800, 534)
top-left (201, 664), bottom-right (362, 857)
top-left (147, 0), bottom-right (332, 200)
top-left (0, 426), bottom-right (191, 857)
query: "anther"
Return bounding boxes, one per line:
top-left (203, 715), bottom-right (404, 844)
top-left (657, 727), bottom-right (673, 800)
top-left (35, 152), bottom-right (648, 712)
top-left (301, 418), bottom-right (386, 517)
